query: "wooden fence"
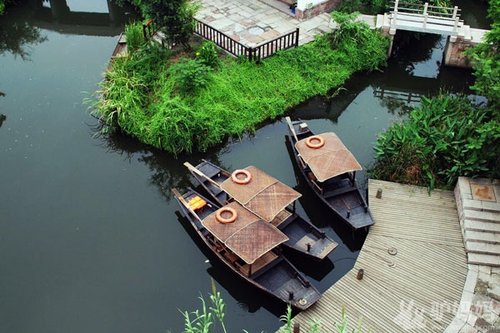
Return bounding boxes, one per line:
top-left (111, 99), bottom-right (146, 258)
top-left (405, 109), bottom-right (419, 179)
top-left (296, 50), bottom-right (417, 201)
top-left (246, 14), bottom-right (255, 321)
top-left (194, 19), bottom-right (299, 62)
top-left (141, 19), bottom-right (300, 61)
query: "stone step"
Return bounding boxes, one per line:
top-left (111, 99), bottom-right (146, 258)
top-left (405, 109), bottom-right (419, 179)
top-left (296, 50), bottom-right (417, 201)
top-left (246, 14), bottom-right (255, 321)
top-left (468, 253), bottom-right (500, 267)
top-left (461, 198), bottom-right (500, 213)
top-left (464, 220), bottom-right (500, 234)
top-left (466, 241), bottom-right (500, 255)
top-left (464, 230), bottom-right (500, 244)
top-left (464, 209), bottom-right (500, 223)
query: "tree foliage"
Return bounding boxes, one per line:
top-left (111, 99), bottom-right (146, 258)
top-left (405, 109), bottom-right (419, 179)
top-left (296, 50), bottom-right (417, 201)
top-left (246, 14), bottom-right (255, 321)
top-left (466, 0), bottom-right (500, 108)
top-left (127, 0), bottom-right (198, 47)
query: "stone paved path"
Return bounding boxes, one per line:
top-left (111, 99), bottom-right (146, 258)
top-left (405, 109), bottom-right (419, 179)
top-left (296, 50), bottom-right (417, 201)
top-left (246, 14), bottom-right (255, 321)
top-left (196, 0), bottom-right (333, 46)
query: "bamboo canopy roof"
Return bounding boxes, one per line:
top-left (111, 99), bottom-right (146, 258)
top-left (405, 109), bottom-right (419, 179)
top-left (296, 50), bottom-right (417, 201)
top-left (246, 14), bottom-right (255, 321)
top-left (295, 133), bottom-right (362, 182)
top-left (202, 201), bottom-right (289, 264)
top-left (220, 166), bottom-right (301, 222)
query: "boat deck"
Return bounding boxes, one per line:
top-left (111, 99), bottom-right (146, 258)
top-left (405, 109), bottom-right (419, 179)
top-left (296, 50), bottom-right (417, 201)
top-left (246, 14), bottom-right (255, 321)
top-left (290, 179), bottom-right (468, 332)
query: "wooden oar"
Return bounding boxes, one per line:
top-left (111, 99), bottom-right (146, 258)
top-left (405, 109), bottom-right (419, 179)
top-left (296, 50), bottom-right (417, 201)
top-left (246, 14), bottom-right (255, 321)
top-left (285, 116), bottom-right (299, 143)
top-left (183, 162), bottom-right (221, 188)
top-left (171, 188), bottom-right (204, 224)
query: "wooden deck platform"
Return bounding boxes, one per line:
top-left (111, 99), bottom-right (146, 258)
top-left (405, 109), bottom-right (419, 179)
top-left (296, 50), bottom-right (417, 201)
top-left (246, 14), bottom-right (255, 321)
top-left (291, 179), bottom-right (468, 332)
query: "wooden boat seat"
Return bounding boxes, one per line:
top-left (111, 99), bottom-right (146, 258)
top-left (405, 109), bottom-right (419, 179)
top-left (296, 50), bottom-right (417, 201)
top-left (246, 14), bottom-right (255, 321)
top-left (324, 186), bottom-right (357, 199)
top-left (206, 182), bottom-right (224, 196)
top-left (197, 162), bottom-right (221, 179)
top-left (240, 251), bottom-right (279, 276)
top-left (270, 209), bottom-right (292, 227)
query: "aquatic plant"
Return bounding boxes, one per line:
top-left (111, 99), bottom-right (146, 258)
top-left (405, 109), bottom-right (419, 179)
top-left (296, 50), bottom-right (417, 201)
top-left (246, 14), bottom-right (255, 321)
top-left (181, 290), bottom-right (365, 333)
top-left (370, 94), bottom-right (500, 190)
top-left (95, 19), bottom-right (388, 155)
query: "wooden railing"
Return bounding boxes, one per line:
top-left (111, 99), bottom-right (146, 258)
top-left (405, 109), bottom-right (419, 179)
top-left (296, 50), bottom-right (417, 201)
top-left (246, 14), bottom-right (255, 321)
top-left (194, 19), bottom-right (250, 58)
top-left (373, 87), bottom-right (422, 104)
top-left (252, 28), bottom-right (300, 62)
top-left (194, 19), bottom-right (299, 62)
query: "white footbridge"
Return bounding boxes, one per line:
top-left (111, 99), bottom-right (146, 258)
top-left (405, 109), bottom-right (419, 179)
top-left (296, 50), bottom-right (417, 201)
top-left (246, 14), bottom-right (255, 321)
top-left (378, 0), bottom-right (475, 41)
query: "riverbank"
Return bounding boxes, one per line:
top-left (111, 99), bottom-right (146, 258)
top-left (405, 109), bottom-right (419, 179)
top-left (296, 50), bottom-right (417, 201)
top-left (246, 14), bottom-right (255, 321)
top-left (95, 15), bottom-right (389, 154)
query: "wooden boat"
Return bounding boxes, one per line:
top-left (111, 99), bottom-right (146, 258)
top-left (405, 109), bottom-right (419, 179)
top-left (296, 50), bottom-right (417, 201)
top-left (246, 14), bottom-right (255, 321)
top-left (172, 187), bottom-right (321, 310)
top-left (184, 160), bottom-right (337, 260)
top-left (285, 117), bottom-right (374, 230)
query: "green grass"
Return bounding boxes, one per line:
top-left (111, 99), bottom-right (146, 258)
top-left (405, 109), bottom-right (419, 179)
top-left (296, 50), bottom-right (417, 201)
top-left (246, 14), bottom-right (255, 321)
top-left (95, 18), bottom-right (389, 155)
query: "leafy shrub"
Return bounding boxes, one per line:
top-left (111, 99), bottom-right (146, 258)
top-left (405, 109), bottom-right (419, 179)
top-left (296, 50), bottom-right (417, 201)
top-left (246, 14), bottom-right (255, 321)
top-left (370, 94), bottom-right (500, 190)
top-left (125, 22), bottom-right (145, 55)
top-left (137, 0), bottom-right (199, 48)
top-left (169, 59), bottom-right (212, 94)
top-left (196, 41), bottom-right (220, 68)
top-left (328, 12), bottom-right (388, 71)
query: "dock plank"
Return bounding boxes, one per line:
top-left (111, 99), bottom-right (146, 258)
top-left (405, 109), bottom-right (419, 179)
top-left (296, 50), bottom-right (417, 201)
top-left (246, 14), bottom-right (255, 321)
top-left (290, 179), bottom-right (467, 332)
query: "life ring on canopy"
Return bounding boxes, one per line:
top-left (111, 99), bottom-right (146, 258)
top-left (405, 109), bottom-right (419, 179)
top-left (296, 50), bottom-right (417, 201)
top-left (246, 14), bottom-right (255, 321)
top-left (215, 207), bottom-right (237, 224)
top-left (231, 169), bottom-right (252, 185)
top-left (305, 135), bottom-right (325, 149)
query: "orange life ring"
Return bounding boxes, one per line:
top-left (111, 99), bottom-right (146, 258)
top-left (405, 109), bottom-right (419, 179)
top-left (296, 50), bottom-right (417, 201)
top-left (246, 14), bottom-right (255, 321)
top-left (231, 169), bottom-right (252, 185)
top-left (305, 135), bottom-right (325, 149)
top-left (215, 207), bottom-right (238, 224)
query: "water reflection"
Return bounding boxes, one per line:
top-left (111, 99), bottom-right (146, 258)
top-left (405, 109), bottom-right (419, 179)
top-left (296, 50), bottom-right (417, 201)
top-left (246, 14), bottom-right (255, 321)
top-left (31, 0), bottom-right (133, 36)
top-left (101, 130), bottom-right (232, 202)
top-left (0, 0), bottom-right (134, 60)
top-left (0, 12), bottom-right (46, 59)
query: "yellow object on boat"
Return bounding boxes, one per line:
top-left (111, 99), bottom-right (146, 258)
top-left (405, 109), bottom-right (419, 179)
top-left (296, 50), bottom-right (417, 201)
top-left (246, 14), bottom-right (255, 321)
top-left (188, 196), bottom-right (207, 210)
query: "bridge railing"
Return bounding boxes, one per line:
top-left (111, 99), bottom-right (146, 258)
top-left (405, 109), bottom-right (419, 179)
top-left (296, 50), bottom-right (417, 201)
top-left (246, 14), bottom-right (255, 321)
top-left (390, 1), bottom-right (460, 18)
top-left (389, 0), bottom-right (463, 35)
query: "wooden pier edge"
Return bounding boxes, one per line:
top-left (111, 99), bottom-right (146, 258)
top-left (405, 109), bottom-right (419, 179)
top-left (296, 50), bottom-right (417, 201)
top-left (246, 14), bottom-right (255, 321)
top-left (286, 179), bottom-right (468, 333)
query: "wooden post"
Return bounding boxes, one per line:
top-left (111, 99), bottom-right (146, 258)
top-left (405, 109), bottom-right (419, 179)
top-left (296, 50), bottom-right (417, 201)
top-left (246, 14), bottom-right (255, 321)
top-left (293, 323), bottom-right (301, 333)
top-left (294, 28), bottom-right (300, 47)
top-left (423, 3), bottom-right (428, 29)
top-left (357, 268), bottom-right (364, 280)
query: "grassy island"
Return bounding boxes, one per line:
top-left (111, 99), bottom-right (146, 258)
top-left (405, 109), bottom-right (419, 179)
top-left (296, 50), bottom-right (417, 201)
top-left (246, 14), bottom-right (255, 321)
top-left (95, 13), bottom-right (389, 154)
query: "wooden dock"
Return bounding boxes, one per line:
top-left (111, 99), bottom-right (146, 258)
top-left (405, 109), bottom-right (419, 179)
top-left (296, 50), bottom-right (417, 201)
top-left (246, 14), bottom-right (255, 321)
top-left (292, 179), bottom-right (468, 332)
